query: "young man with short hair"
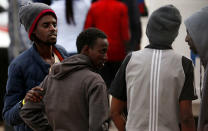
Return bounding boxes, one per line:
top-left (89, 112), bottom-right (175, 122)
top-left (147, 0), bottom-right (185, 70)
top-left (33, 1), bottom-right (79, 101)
top-left (20, 28), bottom-right (109, 131)
top-left (84, 0), bottom-right (130, 89)
top-left (3, 2), bottom-right (68, 131)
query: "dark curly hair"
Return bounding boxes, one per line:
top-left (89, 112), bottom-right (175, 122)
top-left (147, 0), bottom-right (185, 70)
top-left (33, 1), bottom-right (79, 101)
top-left (76, 28), bottom-right (107, 53)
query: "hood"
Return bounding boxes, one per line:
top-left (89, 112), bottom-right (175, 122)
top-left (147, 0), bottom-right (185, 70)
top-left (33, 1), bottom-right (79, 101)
top-left (186, 7), bottom-right (208, 131)
top-left (146, 5), bottom-right (181, 47)
top-left (185, 6), bottom-right (208, 62)
top-left (50, 54), bottom-right (94, 79)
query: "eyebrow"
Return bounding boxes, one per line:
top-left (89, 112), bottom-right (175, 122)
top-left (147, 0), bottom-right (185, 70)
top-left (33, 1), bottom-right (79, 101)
top-left (42, 21), bottom-right (56, 24)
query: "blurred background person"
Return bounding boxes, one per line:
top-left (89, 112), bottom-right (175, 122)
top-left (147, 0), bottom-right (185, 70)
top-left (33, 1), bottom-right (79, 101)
top-left (92, 0), bottom-right (143, 52)
top-left (51, 0), bottom-right (91, 55)
top-left (122, 0), bottom-right (142, 51)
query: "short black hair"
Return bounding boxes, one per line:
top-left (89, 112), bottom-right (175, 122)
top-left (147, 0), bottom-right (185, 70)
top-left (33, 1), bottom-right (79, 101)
top-left (76, 27), bottom-right (107, 53)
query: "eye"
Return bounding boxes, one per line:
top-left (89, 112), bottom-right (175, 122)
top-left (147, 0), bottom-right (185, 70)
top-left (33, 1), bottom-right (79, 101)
top-left (43, 23), bottom-right (49, 28)
top-left (53, 23), bottom-right (57, 28)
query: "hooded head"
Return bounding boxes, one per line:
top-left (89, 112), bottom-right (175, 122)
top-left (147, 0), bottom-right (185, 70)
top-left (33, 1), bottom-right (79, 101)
top-left (19, 2), bottom-right (57, 40)
top-left (185, 6), bottom-right (208, 62)
top-left (185, 7), bottom-right (208, 131)
top-left (146, 5), bottom-right (181, 47)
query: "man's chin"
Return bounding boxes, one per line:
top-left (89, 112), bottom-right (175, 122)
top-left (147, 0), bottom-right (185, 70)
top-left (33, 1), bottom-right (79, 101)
top-left (45, 41), bottom-right (56, 46)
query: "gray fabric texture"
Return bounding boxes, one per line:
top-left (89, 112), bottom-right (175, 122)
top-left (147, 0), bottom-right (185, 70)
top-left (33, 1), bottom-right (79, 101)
top-left (19, 2), bottom-right (56, 39)
top-left (185, 6), bottom-right (208, 131)
top-left (125, 49), bottom-right (186, 131)
top-left (146, 5), bottom-right (181, 46)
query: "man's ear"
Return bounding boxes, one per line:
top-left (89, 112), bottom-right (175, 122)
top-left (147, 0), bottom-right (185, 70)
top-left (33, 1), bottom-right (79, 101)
top-left (81, 45), bottom-right (90, 55)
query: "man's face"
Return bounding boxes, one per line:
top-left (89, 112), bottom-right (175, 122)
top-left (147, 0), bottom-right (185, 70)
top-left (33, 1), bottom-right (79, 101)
top-left (185, 30), bottom-right (198, 54)
top-left (88, 38), bottom-right (108, 69)
top-left (33, 14), bottom-right (57, 45)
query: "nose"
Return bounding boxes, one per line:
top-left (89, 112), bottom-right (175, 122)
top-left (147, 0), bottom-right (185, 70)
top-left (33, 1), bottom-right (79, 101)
top-left (49, 24), bottom-right (56, 31)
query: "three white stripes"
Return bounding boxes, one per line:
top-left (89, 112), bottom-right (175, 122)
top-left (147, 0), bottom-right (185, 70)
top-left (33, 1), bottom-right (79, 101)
top-left (149, 50), bottom-right (162, 131)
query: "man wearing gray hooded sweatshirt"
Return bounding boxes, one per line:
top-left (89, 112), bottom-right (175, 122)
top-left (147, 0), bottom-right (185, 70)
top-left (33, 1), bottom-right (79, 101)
top-left (109, 5), bottom-right (197, 131)
top-left (20, 28), bottom-right (109, 131)
top-left (184, 6), bottom-right (208, 131)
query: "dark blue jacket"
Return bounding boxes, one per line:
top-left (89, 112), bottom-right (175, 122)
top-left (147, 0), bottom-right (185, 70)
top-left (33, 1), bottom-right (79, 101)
top-left (3, 44), bottom-right (68, 131)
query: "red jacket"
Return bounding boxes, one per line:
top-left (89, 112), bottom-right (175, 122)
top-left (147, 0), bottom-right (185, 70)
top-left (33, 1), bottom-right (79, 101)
top-left (84, 0), bottom-right (130, 61)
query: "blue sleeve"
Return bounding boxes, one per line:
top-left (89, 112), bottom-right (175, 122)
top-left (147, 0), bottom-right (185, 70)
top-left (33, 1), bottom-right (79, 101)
top-left (2, 63), bottom-right (26, 126)
top-left (20, 76), bottom-right (53, 131)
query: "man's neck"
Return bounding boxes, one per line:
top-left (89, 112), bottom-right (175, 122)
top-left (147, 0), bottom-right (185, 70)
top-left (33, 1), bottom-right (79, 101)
top-left (35, 43), bottom-right (53, 58)
top-left (35, 43), bottom-right (55, 65)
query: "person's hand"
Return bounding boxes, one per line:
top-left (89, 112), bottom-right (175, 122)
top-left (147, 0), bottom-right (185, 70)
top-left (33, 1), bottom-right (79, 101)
top-left (24, 86), bottom-right (44, 103)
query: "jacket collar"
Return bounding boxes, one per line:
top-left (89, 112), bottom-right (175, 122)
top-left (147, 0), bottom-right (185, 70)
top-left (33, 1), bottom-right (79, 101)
top-left (145, 44), bottom-right (172, 50)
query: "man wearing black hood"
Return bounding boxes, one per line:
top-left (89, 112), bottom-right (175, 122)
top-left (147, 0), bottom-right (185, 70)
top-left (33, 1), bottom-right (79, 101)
top-left (109, 5), bottom-right (197, 131)
top-left (3, 2), bottom-right (68, 131)
top-left (185, 6), bottom-right (208, 131)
